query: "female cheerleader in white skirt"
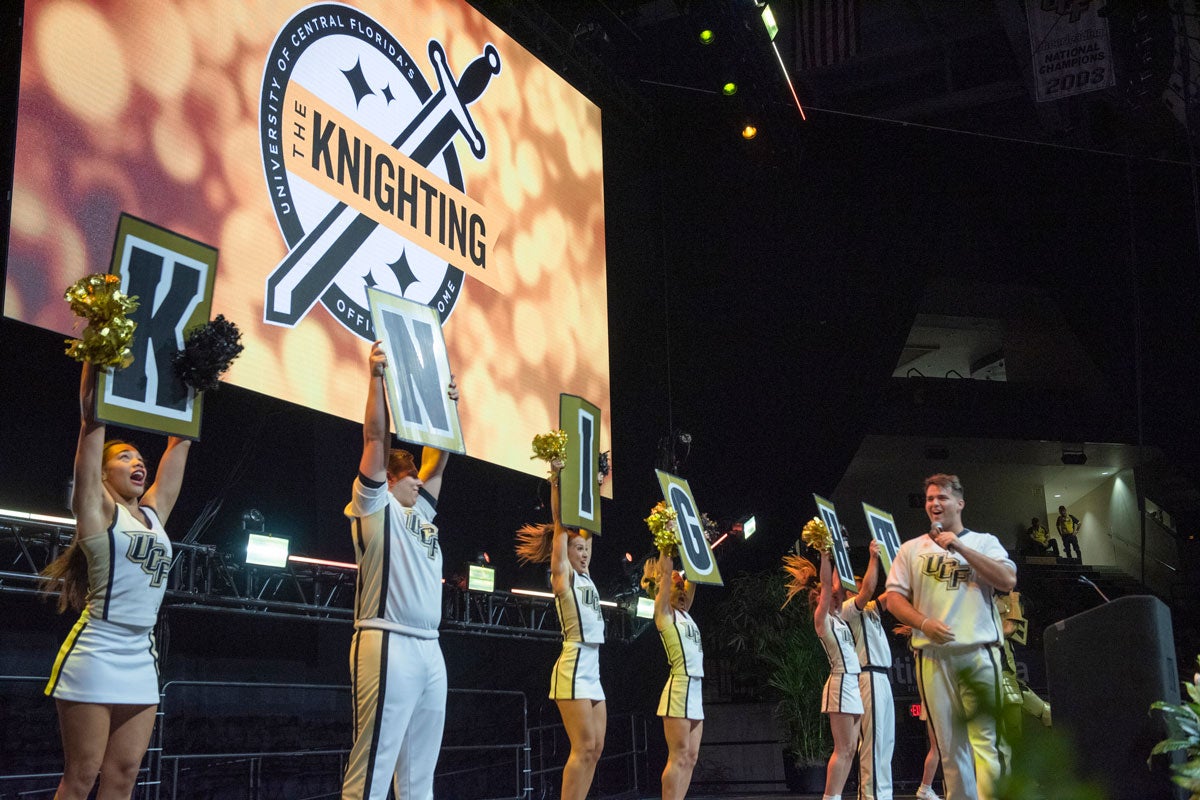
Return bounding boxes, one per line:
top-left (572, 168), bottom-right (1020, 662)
top-left (785, 550), bottom-right (862, 800)
top-left (41, 361), bottom-right (193, 799)
top-left (515, 459), bottom-right (605, 800)
top-left (642, 550), bottom-right (702, 800)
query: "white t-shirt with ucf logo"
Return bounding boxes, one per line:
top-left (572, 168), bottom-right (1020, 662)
top-left (885, 529), bottom-right (1014, 650)
top-left (346, 473), bottom-right (442, 638)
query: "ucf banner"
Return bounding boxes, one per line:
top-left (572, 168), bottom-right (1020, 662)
top-left (7, 0), bottom-right (611, 490)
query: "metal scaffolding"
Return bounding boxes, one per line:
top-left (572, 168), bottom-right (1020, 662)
top-left (0, 512), bottom-right (649, 642)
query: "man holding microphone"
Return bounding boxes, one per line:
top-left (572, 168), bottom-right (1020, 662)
top-left (885, 474), bottom-right (1016, 800)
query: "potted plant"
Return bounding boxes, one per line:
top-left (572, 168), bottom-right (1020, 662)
top-left (711, 569), bottom-right (831, 791)
top-left (1150, 654), bottom-right (1200, 799)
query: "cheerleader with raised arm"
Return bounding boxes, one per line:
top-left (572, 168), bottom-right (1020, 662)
top-left (41, 361), bottom-right (193, 799)
top-left (784, 535), bottom-right (862, 800)
top-left (515, 457), bottom-right (605, 800)
top-left (642, 549), bottom-right (703, 800)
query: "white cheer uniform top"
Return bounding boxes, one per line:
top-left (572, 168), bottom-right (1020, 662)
top-left (657, 609), bottom-right (704, 677)
top-left (346, 473), bottom-right (442, 639)
top-left (885, 528), bottom-right (1013, 650)
top-left (81, 503), bottom-right (172, 627)
top-left (819, 612), bottom-right (861, 675)
top-left (556, 571), bottom-right (605, 644)
top-left (842, 597), bottom-right (893, 668)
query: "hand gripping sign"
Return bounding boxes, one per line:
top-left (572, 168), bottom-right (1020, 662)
top-left (813, 494), bottom-right (856, 593)
top-left (559, 394), bottom-right (601, 536)
top-left (656, 471), bottom-right (723, 586)
top-left (367, 287), bottom-right (464, 454)
top-left (861, 503), bottom-right (902, 576)
top-left (96, 213), bottom-right (219, 440)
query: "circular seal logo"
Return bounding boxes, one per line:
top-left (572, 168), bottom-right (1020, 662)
top-left (259, 3), bottom-right (465, 338)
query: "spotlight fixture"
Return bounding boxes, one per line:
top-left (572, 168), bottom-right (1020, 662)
top-left (741, 123), bottom-right (758, 140)
top-left (467, 562), bottom-right (495, 592)
top-left (635, 596), bottom-right (655, 619)
top-left (742, 515), bottom-right (757, 539)
top-left (699, 28), bottom-right (715, 45)
top-left (1061, 447), bottom-right (1087, 466)
top-left (722, 81), bottom-right (737, 96)
top-left (246, 533), bottom-right (289, 568)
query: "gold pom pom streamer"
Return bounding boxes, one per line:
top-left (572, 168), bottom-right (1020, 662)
top-left (801, 517), bottom-right (833, 553)
top-left (645, 501), bottom-right (680, 553)
top-left (63, 274), bottom-right (140, 368)
top-left (530, 429), bottom-right (568, 463)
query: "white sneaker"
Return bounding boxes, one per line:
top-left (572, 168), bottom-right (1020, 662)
top-left (915, 787), bottom-right (941, 800)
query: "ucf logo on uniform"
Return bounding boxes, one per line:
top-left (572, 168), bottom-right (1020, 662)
top-left (579, 585), bottom-right (600, 614)
top-left (127, 533), bottom-right (171, 587)
top-left (920, 554), bottom-right (973, 589)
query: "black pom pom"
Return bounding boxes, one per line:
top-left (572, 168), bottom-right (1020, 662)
top-left (172, 315), bottom-right (244, 393)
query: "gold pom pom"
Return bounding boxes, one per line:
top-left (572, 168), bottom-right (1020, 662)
top-left (63, 274), bottom-right (140, 368)
top-left (801, 517), bottom-right (833, 553)
top-left (530, 429), bottom-right (568, 463)
top-left (645, 502), bottom-right (680, 553)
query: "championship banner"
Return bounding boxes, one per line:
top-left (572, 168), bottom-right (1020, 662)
top-left (95, 214), bottom-right (218, 440)
top-left (6, 0), bottom-right (611, 491)
top-left (813, 494), bottom-right (856, 592)
top-left (657, 470), bottom-right (722, 586)
top-left (368, 288), bottom-right (464, 454)
top-left (861, 502), bottom-right (902, 575)
top-left (1027, 1), bottom-right (1115, 102)
top-left (558, 394), bottom-right (601, 535)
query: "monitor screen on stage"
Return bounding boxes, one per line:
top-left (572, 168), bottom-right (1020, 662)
top-left (5, 0), bottom-right (611, 488)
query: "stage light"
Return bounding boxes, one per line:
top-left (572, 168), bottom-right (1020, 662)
top-left (246, 533), bottom-right (289, 568)
top-left (473, 551), bottom-right (491, 565)
top-left (635, 596), bottom-right (655, 619)
top-left (467, 563), bottom-right (495, 592)
top-left (1061, 447), bottom-right (1087, 465)
top-left (722, 81), bottom-right (737, 96)
top-left (0, 508), bottom-right (76, 525)
top-left (742, 123), bottom-right (758, 140)
top-left (760, 4), bottom-right (779, 41)
top-left (288, 554), bottom-right (357, 570)
top-left (699, 28), bottom-right (715, 45)
top-left (511, 587), bottom-right (554, 600)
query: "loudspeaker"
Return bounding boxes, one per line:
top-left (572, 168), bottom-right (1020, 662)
top-left (1044, 595), bottom-right (1185, 800)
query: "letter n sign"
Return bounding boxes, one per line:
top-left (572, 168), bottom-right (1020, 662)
top-left (368, 287), bottom-right (465, 454)
top-left (656, 470), bottom-right (722, 586)
top-left (559, 394), bottom-right (601, 535)
top-left (96, 214), bottom-right (218, 440)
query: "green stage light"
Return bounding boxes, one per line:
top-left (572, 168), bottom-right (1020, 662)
top-left (722, 81), bottom-right (737, 96)
top-left (699, 29), bottom-right (715, 45)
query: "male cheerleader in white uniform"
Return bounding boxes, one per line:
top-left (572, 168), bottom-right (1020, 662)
top-left (42, 360), bottom-right (192, 799)
top-left (644, 549), bottom-right (703, 800)
top-left (885, 474), bottom-right (1016, 800)
top-left (841, 541), bottom-right (894, 800)
top-left (341, 342), bottom-right (457, 800)
top-left (516, 458), bottom-right (606, 800)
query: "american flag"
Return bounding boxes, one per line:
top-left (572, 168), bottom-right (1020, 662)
top-left (796, 0), bottom-right (859, 70)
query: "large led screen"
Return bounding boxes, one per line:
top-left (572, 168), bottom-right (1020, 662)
top-left (6, 0), bottom-right (611, 487)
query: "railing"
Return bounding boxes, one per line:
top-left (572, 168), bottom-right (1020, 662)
top-left (3, 672), bottom-right (648, 800)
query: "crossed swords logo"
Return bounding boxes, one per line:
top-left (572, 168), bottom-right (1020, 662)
top-left (264, 36), bottom-right (501, 329)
